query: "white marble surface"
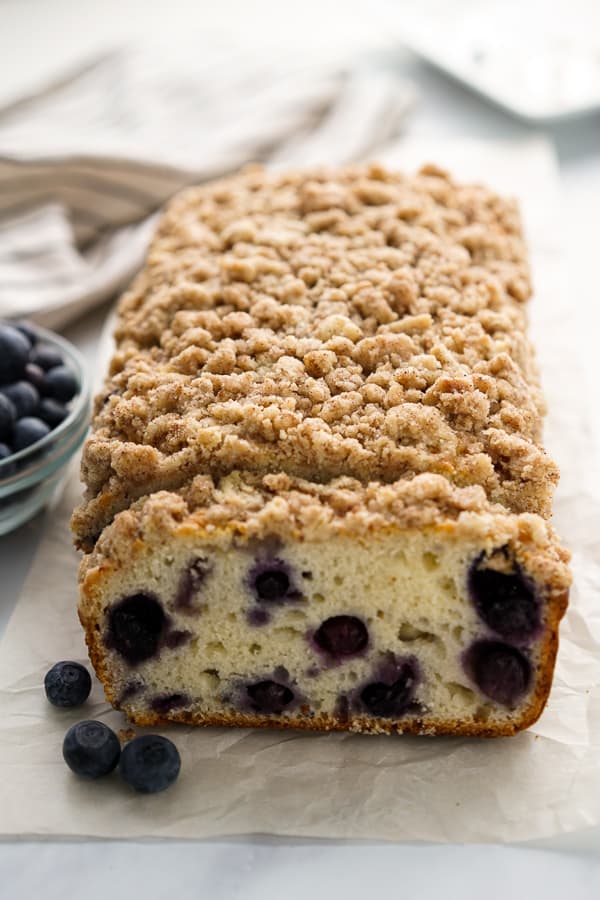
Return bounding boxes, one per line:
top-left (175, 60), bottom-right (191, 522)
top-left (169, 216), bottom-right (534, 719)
top-left (5, 841), bottom-right (600, 900)
top-left (1, 0), bottom-right (600, 894)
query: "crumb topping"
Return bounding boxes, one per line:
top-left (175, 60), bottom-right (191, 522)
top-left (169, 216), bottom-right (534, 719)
top-left (80, 471), bottom-right (571, 598)
top-left (73, 163), bottom-right (558, 547)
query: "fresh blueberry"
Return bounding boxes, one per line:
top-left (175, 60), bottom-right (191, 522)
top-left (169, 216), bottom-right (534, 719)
top-left (0, 443), bottom-right (17, 479)
top-left (12, 416), bottom-right (51, 451)
top-left (469, 560), bottom-right (540, 644)
top-left (314, 615), bottom-right (368, 657)
top-left (107, 593), bottom-right (166, 663)
top-left (0, 325), bottom-right (30, 384)
top-left (247, 680), bottom-right (294, 714)
top-left (24, 362), bottom-right (47, 393)
top-left (44, 365), bottom-right (78, 403)
top-left (0, 442), bottom-right (17, 478)
top-left (44, 660), bottom-right (92, 708)
top-left (359, 660), bottom-right (418, 718)
top-left (465, 640), bottom-right (530, 707)
top-left (62, 720), bottom-right (121, 778)
top-left (175, 557), bottom-right (210, 610)
top-left (119, 734), bottom-right (181, 794)
top-left (14, 321), bottom-right (38, 346)
top-left (0, 394), bottom-right (16, 441)
top-left (1, 381), bottom-right (39, 418)
top-left (37, 397), bottom-right (69, 428)
top-left (29, 343), bottom-right (63, 372)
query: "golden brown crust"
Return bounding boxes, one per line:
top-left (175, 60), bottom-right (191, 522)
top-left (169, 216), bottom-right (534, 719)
top-left (73, 163), bottom-right (557, 549)
top-left (78, 471), bottom-right (571, 605)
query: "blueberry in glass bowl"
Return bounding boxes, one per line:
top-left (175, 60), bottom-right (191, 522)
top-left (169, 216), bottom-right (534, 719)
top-left (0, 321), bottom-right (91, 535)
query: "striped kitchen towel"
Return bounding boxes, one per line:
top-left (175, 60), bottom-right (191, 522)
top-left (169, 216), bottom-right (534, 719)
top-left (0, 47), bottom-right (415, 329)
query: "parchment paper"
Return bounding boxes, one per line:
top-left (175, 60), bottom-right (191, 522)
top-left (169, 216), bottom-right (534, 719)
top-left (1, 138), bottom-right (599, 842)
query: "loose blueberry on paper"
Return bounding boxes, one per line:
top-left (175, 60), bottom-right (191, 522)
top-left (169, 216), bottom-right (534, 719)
top-left (0, 321), bottom-right (78, 473)
top-left (119, 735), bottom-right (181, 793)
top-left (45, 661), bottom-right (92, 708)
top-left (62, 721), bottom-right (121, 778)
top-left (44, 664), bottom-right (183, 792)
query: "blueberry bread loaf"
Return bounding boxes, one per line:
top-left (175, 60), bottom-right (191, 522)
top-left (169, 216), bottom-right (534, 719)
top-left (73, 164), bottom-right (570, 736)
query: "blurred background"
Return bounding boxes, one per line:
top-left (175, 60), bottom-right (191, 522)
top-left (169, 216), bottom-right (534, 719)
top-left (2, 0), bottom-right (598, 306)
top-left (3, 0), bottom-right (600, 116)
top-left (2, 0), bottom-right (598, 421)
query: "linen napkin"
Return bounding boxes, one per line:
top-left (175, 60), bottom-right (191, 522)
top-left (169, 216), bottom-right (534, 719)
top-left (0, 47), bottom-right (415, 329)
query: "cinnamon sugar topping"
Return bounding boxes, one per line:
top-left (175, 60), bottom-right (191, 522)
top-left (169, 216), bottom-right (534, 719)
top-left (73, 163), bottom-right (558, 548)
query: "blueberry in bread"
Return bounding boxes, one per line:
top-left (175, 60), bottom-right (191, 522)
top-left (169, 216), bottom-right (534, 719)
top-left (73, 163), bottom-right (570, 736)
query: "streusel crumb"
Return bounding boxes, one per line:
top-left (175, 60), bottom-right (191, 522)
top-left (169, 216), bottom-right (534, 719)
top-left (73, 163), bottom-right (556, 548)
top-left (81, 471), bottom-right (571, 600)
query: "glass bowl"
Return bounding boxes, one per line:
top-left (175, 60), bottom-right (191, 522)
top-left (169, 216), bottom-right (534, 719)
top-left (0, 326), bottom-right (91, 536)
